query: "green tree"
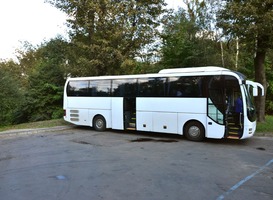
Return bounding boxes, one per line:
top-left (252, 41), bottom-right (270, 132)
top-left (265, 50), bottom-right (273, 115)
top-left (0, 66), bottom-right (22, 125)
top-left (13, 38), bottom-right (69, 123)
top-left (47, 0), bottom-right (167, 76)
top-left (217, 0), bottom-right (273, 122)
top-left (160, 6), bottom-right (222, 68)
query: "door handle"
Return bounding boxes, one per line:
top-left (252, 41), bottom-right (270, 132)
top-left (208, 122), bottom-right (212, 125)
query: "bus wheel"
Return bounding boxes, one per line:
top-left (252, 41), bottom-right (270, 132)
top-left (184, 121), bottom-right (205, 142)
top-left (93, 116), bottom-right (106, 131)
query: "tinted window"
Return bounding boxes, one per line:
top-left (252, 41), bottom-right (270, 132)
top-left (153, 77), bottom-right (166, 96)
top-left (90, 80), bottom-right (111, 96)
top-left (67, 81), bottom-right (89, 96)
top-left (138, 77), bottom-right (166, 97)
top-left (167, 76), bottom-right (203, 97)
top-left (208, 76), bottom-right (225, 113)
top-left (112, 79), bottom-right (137, 97)
top-left (67, 80), bottom-right (111, 97)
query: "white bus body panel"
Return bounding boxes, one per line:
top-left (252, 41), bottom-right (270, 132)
top-left (66, 108), bottom-right (89, 126)
top-left (136, 98), bottom-right (207, 135)
top-left (137, 98), bottom-right (207, 113)
top-left (241, 112), bottom-right (257, 139)
top-left (137, 112), bottom-right (153, 132)
top-left (65, 97), bottom-right (112, 128)
top-left (153, 112), bottom-right (178, 133)
top-left (111, 98), bottom-right (124, 130)
top-left (206, 118), bottom-right (225, 139)
top-left (137, 112), bottom-right (179, 133)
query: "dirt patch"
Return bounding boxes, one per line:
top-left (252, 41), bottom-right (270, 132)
top-left (0, 156), bottom-right (14, 161)
top-left (73, 140), bottom-right (92, 145)
top-left (256, 147), bottom-right (266, 151)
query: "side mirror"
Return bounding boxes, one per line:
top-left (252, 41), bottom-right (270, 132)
top-left (253, 87), bottom-right (258, 96)
top-left (246, 80), bottom-right (264, 96)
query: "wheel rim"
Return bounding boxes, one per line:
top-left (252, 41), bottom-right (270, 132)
top-left (188, 126), bottom-right (200, 137)
top-left (96, 119), bottom-right (104, 129)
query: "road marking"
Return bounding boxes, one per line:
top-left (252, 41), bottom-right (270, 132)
top-left (216, 158), bottom-right (273, 200)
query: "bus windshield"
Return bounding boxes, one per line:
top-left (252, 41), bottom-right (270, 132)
top-left (243, 84), bottom-right (256, 122)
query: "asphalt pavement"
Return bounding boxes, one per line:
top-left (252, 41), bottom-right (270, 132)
top-left (0, 126), bottom-right (272, 200)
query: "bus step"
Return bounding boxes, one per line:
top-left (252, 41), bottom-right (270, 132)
top-left (129, 123), bottom-right (136, 128)
top-left (126, 127), bottom-right (136, 131)
top-left (229, 128), bottom-right (239, 132)
top-left (228, 132), bottom-right (239, 136)
top-left (227, 135), bottom-right (240, 139)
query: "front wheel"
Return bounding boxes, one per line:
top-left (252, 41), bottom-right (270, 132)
top-left (93, 116), bottom-right (106, 131)
top-left (184, 121), bottom-right (205, 142)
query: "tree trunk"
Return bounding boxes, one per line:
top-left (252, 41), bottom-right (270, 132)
top-left (235, 37), bottom-right (239, 70)
top-left (254, 47), bottom-right (267, 122)
top-left (220, 41), bottom-right (225, 67)
top-left (88, 10), bottom-right (95, 45)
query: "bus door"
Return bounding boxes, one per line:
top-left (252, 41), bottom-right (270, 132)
top-left (207, 76), bottom-right (243, 139)
top-left (111, 98), bottom-right (124, 130)
top-left (225, 77), bottom-right (244, 139)
top-left (124, 97), bottom-right (136, 130)
top-left (112, 78), bottom-right (137, 130)
top-left (111, 97), bottom-right (136, 130)
top-left (207, 76), bottom-right (226, 139)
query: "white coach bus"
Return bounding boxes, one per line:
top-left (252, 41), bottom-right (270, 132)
top-left (63, 67), bottom-right (264, 141)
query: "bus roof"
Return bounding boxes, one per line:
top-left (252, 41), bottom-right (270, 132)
top-left (66, 66), bottom-right (240, 81)
top-left (158, 66), bottom-right (229, 74)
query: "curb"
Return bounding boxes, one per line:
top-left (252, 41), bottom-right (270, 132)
top-left (0, 126), bottom-right (73, 138)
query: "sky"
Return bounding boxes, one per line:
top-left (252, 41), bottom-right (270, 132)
top-left (0, 0), bottom-right (182, 60)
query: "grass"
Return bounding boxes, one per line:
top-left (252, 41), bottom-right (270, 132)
top-left (0, 119), bottom-right (70, 132)
top-left (255, 115), bottom-right (273, 137)
top-left (0, 116), bottom-right (272, 137)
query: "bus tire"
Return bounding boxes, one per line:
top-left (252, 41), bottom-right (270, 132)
top-left (93, 115), bottom-right (106, 131)
top-left (184, 121), bottom-right (205, 142)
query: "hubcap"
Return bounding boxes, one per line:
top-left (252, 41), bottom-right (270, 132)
top-left (188, 126), bottom-right (200, 137)
top-left (96, 119), bottom-right (103, 128)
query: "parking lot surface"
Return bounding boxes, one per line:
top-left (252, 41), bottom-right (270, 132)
top-left (0, 127), bottom-right (272, 200)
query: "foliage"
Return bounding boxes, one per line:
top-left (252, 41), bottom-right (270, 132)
top-left (47, 0), bottom-right (167, 76)
top-left (217, 0), bottom-right (273, 122)
top-left (12, 38), bottom-right (69, 124)
top-left (160, 8), bottom-right (223, 68)
top-left (256, 115), bottom-right (273, 135)
top-left (265, 50), bottom-right (273, 114)
top-left (0, 67), bottom-right (23, 126)
top-left (217, 0), bottom-right (273, 51)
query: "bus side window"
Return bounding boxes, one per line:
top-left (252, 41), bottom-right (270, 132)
top-left (166, 76), bottom-right (204, 97)
top-left (67, 81), bottom-right (89, 96)
top-left (167, 77), bottom-right (182, 97)
top-left (138, 78), bottom-right (150, 97)
top-left (89, 81), bottom-right (97, 96)
top-left (112, 79), bottom-right (137, 97)
top-left (97, 80), bottom-right (111, 96)
top-left (154, 77), bottom-right (166, 97)
top-left (137, 78), bottom-right (166, 97)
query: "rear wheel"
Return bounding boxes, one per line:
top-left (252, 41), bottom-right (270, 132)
top-left (184, 121), bottom-right (205, 141)
top-left (93, 116), bottom-right (106, 131)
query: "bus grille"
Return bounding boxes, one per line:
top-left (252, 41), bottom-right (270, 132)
top-left (70, 110), bottom-right (79, 122)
